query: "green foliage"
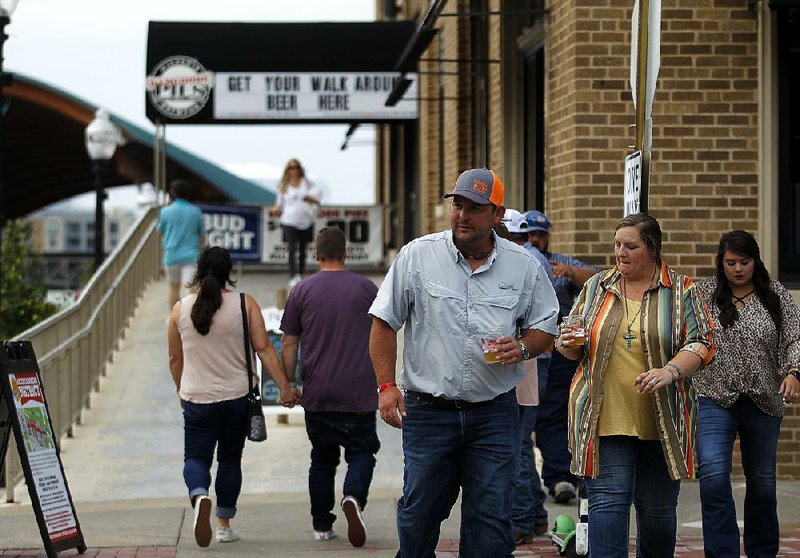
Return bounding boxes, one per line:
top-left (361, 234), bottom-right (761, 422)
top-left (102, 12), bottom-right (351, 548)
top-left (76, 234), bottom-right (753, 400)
top-left (0, 220), bottom-right (59, 339)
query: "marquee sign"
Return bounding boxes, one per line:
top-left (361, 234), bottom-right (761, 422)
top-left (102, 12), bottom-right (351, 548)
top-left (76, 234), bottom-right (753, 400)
top-left (145, 21), bottom-right (420, 124)
top-left (214, 72), bottom-right (417, 121)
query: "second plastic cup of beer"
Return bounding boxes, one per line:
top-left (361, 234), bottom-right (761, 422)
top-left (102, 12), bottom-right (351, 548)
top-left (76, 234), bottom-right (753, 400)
top-left (561, 314), bottom-right (587, 340)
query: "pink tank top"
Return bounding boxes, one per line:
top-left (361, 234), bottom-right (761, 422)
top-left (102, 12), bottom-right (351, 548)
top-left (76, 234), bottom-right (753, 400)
top-left (178, 291), bottom-right (251, 403)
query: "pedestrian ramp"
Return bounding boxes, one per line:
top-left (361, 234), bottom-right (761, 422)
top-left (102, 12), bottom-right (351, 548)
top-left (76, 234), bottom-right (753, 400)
top-left (6, 272), bottom-right (405, 506)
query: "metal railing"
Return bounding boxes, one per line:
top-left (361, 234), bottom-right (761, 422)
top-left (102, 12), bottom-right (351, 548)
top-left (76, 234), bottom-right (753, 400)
top-left (2, 207), bottom-right (161, 502)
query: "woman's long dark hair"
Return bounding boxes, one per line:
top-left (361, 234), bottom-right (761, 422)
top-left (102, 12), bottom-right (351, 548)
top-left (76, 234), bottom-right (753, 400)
top-left (186, 247), bottom-right (237, 335)
top-left (714, 230), bottom-right (781, 330)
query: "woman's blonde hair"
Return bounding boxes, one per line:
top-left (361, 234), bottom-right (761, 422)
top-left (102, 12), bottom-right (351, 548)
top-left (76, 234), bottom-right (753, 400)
top-left (278, 158), bottom-right (305, 194)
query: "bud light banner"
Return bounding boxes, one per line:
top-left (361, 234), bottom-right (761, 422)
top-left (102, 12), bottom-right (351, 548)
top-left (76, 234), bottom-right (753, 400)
top-left (263, 205), bottom-right (383, 266)
top-left (198, 203), bottom-right (262, 261)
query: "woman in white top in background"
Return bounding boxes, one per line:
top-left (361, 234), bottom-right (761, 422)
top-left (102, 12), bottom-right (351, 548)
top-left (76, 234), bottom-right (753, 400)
top-left (273, 159), bottom-right (322, 288)
top-left (168, 246), bottom-right (298, 547)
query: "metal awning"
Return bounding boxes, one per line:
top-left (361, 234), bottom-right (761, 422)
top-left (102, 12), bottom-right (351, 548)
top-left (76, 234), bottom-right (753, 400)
top-left (2, 73), bottom-right (275, 219)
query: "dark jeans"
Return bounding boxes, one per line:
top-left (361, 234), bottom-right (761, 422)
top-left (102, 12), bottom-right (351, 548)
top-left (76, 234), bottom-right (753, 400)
top-left (536, 350), bottom-right (578, 492)
top-left (282, 225), bottom-right (311, 276)
top-left (584, 436), bottom-right (680, 558)
top-left (304, 411), bottom-right (380, 532)
top-left (511, 359), bottom-right (550, 534)
top-left (183, 396), bottom-right (248, 519)
top-left (396, 389), bottom-right (518, 558)
top-left (697, 396), bottom-right (782, 558)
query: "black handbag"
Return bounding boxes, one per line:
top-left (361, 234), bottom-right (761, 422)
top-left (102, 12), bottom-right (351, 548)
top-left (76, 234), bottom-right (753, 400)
top-left (240, 293), bottom-right (267, 442)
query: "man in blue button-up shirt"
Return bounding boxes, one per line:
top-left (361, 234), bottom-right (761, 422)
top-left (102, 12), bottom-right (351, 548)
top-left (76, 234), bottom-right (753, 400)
top-left (369, 168), bottom-right (559, 558)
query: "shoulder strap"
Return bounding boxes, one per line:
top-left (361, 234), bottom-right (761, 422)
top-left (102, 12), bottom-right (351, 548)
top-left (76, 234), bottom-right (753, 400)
top-left (240, 293), bottom-right (256, 394)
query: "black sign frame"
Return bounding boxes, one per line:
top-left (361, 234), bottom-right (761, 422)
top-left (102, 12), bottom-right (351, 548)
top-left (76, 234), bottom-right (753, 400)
top-left (0, 341), bottom-right (87, 557)
top-left (145, 21), bottom-right (418, 125)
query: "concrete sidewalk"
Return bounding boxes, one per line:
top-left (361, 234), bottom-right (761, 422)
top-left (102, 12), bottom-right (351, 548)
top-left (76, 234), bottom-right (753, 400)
top-left (2, 273), bottom-right (800, 557)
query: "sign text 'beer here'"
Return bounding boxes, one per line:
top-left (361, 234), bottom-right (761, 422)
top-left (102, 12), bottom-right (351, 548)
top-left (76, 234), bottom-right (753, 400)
top-left (214, 72), bottom-right (418, 120)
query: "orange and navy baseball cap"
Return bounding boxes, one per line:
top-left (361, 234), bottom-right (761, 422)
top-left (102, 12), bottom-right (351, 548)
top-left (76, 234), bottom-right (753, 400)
top-left (442, 168), bottom-right (504, 207)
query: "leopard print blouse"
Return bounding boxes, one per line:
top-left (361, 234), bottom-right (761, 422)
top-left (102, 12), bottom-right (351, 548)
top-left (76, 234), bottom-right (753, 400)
top-left (694, 278), bottom-right (800, 417)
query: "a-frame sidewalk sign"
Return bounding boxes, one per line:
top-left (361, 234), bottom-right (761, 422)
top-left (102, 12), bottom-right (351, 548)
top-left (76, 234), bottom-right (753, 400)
top-left (0, 340), bottom-right (87, 557)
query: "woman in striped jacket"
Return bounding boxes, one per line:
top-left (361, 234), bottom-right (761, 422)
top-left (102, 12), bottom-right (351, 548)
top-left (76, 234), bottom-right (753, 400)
top-left (557, 212), bottom-right (715, 558)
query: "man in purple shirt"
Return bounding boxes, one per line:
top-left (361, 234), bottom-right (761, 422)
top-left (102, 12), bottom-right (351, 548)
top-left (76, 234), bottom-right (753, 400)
top-left (280, 226), bottom-right (380, 548)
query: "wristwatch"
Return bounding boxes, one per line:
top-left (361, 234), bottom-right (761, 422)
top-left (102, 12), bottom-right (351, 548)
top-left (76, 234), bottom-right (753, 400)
top-left (518, 340), bottom-right (531, 361)
top-left (788, 369), bottom-right (800, 382)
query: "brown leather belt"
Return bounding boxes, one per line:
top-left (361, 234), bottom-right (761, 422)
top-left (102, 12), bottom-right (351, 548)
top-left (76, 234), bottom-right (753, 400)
top-left (405, 389), bottom-right (494, 410)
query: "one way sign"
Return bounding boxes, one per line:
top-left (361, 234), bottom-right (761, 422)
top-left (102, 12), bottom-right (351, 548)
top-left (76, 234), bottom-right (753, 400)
top-left (624, 151), bottom-right (642, 217)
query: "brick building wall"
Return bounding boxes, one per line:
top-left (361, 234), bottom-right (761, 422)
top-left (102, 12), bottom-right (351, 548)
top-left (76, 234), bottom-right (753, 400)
top-left (384, 0), bottom-right (799, 478)
top-left (488, 0), bottom-right (505, 179)
top-left (546, 0), bottom-right (759, 278)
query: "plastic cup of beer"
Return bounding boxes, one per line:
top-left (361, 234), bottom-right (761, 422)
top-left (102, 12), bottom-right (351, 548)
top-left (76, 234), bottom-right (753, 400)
top-left (480, 331), bottom-right (503, 364)
top-left (561, 314), bottom-right (587, 340)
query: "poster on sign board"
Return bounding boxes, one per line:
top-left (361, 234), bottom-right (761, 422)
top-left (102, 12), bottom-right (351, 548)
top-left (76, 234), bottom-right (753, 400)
top-left (198, 203), bottom-right (262, 261)
top-left (0, 341), bottom-right (86, 557)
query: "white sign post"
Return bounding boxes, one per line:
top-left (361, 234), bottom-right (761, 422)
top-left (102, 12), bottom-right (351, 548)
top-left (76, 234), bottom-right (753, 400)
top-left (624, 151), bottom-right (642, 217)
top-left (626, 0), bottom-right (661, 215)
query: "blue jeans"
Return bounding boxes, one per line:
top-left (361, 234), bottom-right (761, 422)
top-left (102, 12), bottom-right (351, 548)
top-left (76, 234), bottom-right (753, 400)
top-left (536, 351), bottom-right (579, 492)
top-left (304, 411), bottom-right (381, 531)
top-left (511, 359), bottom-right (549, 534)
top-left (584, 436), bottom-right (680, 558)
top-left (396, 390), bottom-right (518, 558)
top-left (697, 396), bottom-right (782, 558)
top-left (183, 396), bottom-right (248, 519)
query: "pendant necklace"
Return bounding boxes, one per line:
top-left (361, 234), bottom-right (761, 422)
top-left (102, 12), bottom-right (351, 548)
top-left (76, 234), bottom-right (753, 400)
top-left (622, 288), bottom-right (642, 350)
top-left (460, 248), bottom-right (492, 260)
top-left (621, 266), bottom-right (658, 350)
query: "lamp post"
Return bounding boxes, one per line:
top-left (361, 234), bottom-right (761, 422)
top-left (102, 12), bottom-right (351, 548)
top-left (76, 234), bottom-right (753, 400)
top-left (84, 108), bottom-right (122, 271)
top-left (0, 0), bottom-right (19, 334)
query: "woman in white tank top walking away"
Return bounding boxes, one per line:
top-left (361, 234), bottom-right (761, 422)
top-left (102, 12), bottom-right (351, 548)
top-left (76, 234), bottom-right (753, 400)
top-left (167, 246), bottom-right (299, 547)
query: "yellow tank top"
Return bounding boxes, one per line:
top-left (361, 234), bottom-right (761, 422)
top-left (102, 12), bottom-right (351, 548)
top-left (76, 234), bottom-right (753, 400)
top-left (598, 299), bottom-right (659, 440)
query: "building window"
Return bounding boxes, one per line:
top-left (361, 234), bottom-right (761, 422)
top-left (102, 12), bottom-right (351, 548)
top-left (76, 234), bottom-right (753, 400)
top-left (470, 0), bottom-right (489, 166)
top-left (46, 219), bottom-right (60, 250)
top-left (778, 10), bottom-right (800, 281)
top-left (523, 45), bottom-right (544, 212)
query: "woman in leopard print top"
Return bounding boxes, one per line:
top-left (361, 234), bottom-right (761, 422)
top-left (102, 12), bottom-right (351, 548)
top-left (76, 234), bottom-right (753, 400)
top-left (694, 230), bottom-right (800, 557)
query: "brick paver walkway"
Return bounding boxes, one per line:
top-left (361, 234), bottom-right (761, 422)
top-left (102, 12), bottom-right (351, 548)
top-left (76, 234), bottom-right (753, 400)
top-left (0, 548), bottom-right (176, 558)
top-left (435, 531), bottom-right (800, 557)
top-left (3, 533), bottom-right (800, 557)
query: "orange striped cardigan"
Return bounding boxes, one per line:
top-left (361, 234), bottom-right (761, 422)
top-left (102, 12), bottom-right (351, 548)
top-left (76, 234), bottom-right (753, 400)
top-left (566, 261), bottom-right (715, 480)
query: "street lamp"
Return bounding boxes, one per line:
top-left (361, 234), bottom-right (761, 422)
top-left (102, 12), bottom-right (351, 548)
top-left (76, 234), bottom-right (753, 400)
top-left (0, 0), bottom-right (20, 333)
top-left (84, 108), bottom-right (122, 271)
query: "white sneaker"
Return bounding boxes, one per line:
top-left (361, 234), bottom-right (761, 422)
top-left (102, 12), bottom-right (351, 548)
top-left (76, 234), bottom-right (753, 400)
top-left (215, 526), bottom-right (239, 542)
top-left (341, 495), bottom-right (366, 547)
top-left (553, 481), bottom-right (578, 504)
top-left (314, 529), bottom-right (337, 541)
top-left (193, 495), bottom-right (212, 547)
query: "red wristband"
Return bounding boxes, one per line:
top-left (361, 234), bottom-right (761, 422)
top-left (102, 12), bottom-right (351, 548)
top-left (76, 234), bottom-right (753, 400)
top-left (378, 381), bottom-right (397, 393)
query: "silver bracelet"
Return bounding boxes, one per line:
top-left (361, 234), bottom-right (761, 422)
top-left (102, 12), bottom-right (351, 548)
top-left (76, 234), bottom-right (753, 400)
top-left (665, 362), bottom-right (683, 381)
